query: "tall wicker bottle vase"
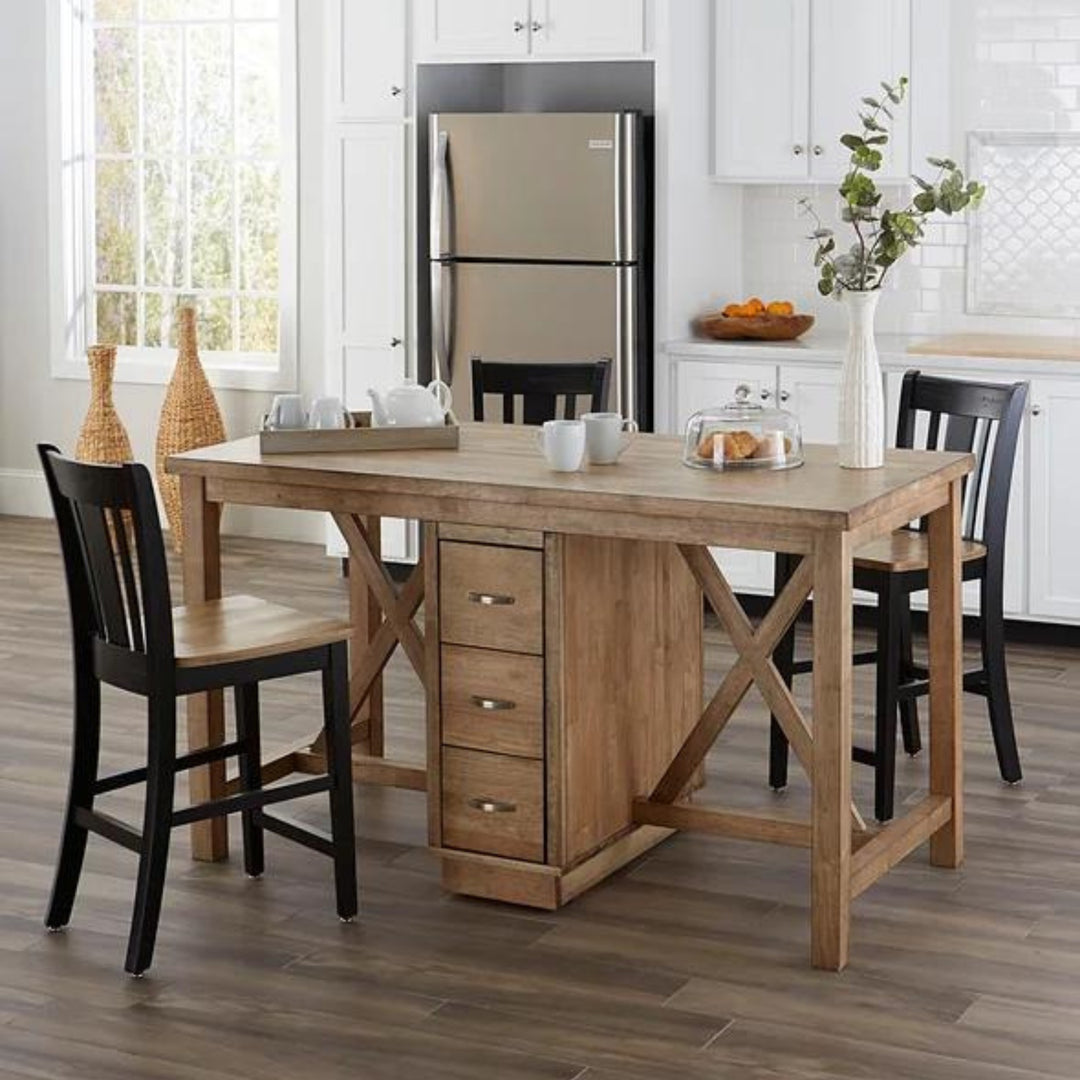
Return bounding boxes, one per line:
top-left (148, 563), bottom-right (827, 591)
top-left (76, 345), bottom-right (133, 465)
top-left (155, 306), bottom-right (226, 551)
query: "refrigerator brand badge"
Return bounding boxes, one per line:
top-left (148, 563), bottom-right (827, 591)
top-left (588, 139), bottom-right (614, 150)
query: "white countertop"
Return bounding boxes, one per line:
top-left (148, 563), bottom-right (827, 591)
top-left (664, 332), bottom-right (1080, 376)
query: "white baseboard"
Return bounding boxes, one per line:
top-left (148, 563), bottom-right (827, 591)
top-left (0, 466), bottom-right (327, 548)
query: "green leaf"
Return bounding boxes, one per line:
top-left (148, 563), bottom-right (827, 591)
top-left (840, 133), bottom-right (865, 151)
top-left (809, 227), bottom-right (834, 239)
top-left (860, 113), bottom-right (884, 132)
top-left (912, 174), bottom-right (933, 191)
top-left (861, 96), bottom-right (882, 109)
top-left (817, 278), bottom-right (834, 297)
top-left (864, 134), bottom-right (889, 145)
top-left (913, 191), bottom-right (937, 213)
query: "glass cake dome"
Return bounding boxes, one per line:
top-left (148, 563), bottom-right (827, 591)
top-left (682, 384), bottom-right (804, 471)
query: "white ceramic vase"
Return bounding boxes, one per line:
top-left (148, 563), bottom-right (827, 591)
top-left (838, 289), bottom-right (885, 469)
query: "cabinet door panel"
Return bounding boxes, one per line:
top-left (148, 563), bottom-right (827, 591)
top-left (530, 0), bottom-right (645, 58)
top-left (780, 363), bottom-right (842, 446)
top-left (1029, 379), bottom-right (1080, 620)
top-left (337, 126), bottom-right (406, 347)
top-left (330, 0), bottom-right (406, 119)
top-left (810, 0), bottom-right (911, 181)
top-left (713, 0), bottom-right (810, 179)
top-left (417, 0), bottom-right (530, 58)
top-left (674, 360), bottom-right (778, 594)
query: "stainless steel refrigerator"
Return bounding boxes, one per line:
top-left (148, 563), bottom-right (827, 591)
top-left (428, 111), bottom-right (649, 426)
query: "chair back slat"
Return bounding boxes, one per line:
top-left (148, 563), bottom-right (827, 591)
top-left (38, 446), bottom-right (174, 666)
top-left (894, 372), bottom-right (1029, 557)
top-left (471, 356), bottom-right (612, 425)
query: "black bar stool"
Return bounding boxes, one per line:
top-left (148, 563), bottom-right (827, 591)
top-left (38, 445), bottom-right (358, 975)
top-left (471, 356), bottom-right (612, 424)
top-left (767, 372), bottom-right (1029, 821)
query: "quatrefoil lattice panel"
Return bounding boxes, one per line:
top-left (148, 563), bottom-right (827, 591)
top-left (967, 131), bottom-right (1080, 318)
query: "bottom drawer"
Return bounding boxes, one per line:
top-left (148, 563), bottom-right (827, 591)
top-left (441, 746), bottom-right (544, 863)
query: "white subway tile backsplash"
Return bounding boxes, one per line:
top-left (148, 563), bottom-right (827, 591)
top-left (1035, 41), bottom-right (1078, 62)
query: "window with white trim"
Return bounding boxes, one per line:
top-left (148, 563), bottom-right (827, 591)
top-left (50, 0), bottom-right (297, 389)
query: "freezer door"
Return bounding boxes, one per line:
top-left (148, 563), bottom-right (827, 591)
top-left (437, 261), bottom-right (637, 421)
top-left (430, 112), bottom-right (639, 263)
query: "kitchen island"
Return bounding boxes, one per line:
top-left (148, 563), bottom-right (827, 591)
top-left (170, 423), bottom-right (971, 971)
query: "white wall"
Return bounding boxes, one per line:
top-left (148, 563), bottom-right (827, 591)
top-left (0, 0), bottom-right (326, 543)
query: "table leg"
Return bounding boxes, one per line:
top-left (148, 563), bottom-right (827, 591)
top-left (348, 515), bottom-right (384, 757)
top-left (180, 474), bottom-right (228, 862)
top-left (928, 478), bottom-right (964, 868)
top-left (810, 529), bottom-right (853, 971)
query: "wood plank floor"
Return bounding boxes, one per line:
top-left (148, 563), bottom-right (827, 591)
top-left (2, 513), bottom-right (1079, 1079)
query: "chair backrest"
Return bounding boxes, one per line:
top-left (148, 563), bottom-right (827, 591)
top-left (38, 445), bottom-right (174, 669)
top-left (471, 356), bottom-right (612, 425)
top-left (895, 371), bottom-right (1028, 561)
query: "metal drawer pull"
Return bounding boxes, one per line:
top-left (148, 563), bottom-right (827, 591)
top-left (468, 797), bottom-right (517, 814)
top-left (470, 695), bottom-right (516, 711)
top-left (467, 590), bottom-right (516, 606)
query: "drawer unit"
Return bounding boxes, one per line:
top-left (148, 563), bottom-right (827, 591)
top-left (441, 644), bottom-right (544, 759)
top-left (439, 541), bottom-right (544, 654)
top-left (441, 746), bottom-right (545, 862)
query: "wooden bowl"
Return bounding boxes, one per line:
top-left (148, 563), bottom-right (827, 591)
top-left (695, 312), bottom-right (816, 342)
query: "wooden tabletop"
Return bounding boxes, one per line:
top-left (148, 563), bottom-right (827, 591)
top-left (169, 424), bottom-right (972, 534)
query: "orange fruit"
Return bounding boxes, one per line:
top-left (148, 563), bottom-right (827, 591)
top-left (767, 300), bottom-right (794, 316)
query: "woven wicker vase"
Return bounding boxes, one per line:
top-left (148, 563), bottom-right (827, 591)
top-left (76, 345), bottom-right (133, 465)
top-left (155, 306), bottom-right (226, 551)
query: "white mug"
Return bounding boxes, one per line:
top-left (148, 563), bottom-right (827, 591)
top-left (266, 393), bottom-right (306, 430)
top-left (582, 412), bottom-right (639, 465)
top-left (309, 396), bottom-right (355, 430)
top-left (536, 419), bottom-right (586, 472)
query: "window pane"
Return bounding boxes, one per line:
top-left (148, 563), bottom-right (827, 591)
top-left (197, 297), bottom-right (234, 351)
top-left (96, 160), bottom-right (137, 285)
top-left (190, 160), bottom-right (233, 288)
top-left (92, 0), bottom-right (137, 20)
top-left (144, 160), bottom-right (185, 287)
top-left (94, 28), bottom-right (136, 153)
top-left (239, 297), bottom-right (278, 353)
top-left (188, 24), bottom-right (233, 157)
top-left (96, 292), bottom-right (137, 346)
top-left (144, 292), bottom-right (174, 347)
top-left (144, 0), bottom-right (229, 19)
top-left (142, 26), bottom-right (183, 156)
top-left (235, 23), bottom-right (279, 158)
top-left (238, 163), bottom-right (278, 291)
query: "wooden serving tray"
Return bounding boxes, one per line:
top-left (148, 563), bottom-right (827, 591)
top-left (696, 312), bottom-right (815, 342)
top-left (259, 411), bottom-right (460, 455)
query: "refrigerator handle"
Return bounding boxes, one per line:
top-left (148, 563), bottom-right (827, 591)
top-left (431, 262), bottom-right (454, 386)
top-left (430, 130), bottom-right (450, 260)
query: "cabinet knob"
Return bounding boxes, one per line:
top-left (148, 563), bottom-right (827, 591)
top-left (793, 144), bottom-right (804, 156)
top-left (531, 20), bottom-right (543, 31)
top-left (390, 85), bottom-right (403, 97)
top-left (1032, 404), bottom-right (1043, 416)
top-left (760, 388), bottom-right (773, 401)
top-left (780, 389), bottom-right (791, 403)
top-left (513, 20), bottom-right (526, 32)
top-left (812, 145), bottom-right (824, 157)
top-left (390, 336), bottom-right (403, 348)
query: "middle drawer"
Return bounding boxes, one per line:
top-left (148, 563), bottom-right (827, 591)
top-left (441, 645), bottom-right (544, 759)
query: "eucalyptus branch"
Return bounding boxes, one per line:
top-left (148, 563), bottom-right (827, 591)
top-left (798, 75), bottom-right (986, 299)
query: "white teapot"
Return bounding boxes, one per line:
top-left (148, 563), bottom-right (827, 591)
top-left (368, 379), bottom-right (453, 428)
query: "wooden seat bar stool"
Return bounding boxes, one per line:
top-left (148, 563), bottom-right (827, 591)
top-left (768, 372), bottom-right (1029, 821)
top-left (470, 356), bottom-right (612, 424)
top-left (38, 445), bottom-right (358, 975)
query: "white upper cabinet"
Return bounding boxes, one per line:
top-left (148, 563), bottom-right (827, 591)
top-left (329, 0), bottom-right (408, 120)
top-left (713, 0), bottom-right (810, 181)
top-left (530, 0), bottom-right (646, 58)
top-left (713, 0), bottom-right (912, 182)
top-left (415, 0), bottom-right (648, 61)
top-left (810, 0), bottom-right (911, 181)
top-left (417, 0), bottom-right (532, 59)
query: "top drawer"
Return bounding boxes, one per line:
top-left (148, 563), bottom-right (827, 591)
top-left (439, 541), bottom-right (543, 654)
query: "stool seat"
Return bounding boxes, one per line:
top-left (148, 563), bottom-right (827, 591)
top-left (173, 596), bottom-right (351, 668)
top-left (854, 531), bottom-right (987, 574)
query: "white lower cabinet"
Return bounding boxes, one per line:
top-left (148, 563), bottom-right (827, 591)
top-left (673, 360), bottom-right (778, 595)
top-left (778, 363), bottom-right (842, 445)
top-left (1028, 378), bottom-right (1080, 620)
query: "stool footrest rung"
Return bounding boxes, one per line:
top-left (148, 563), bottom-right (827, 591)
top-left (171, 776), bottom-right (332, 827)
top-left (255, 810), bottom-right (336, 858)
